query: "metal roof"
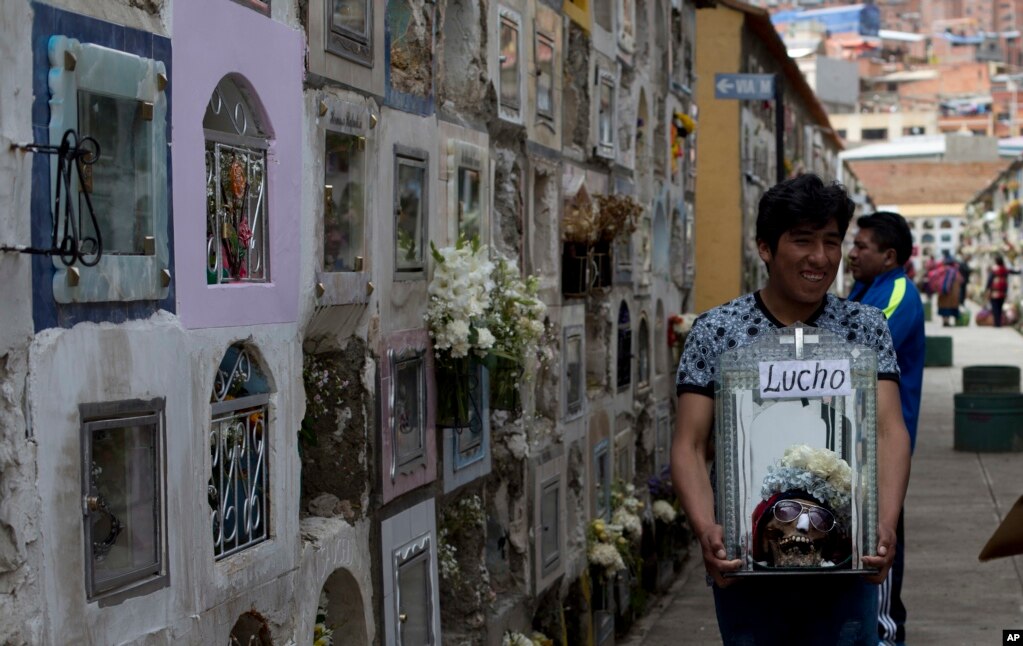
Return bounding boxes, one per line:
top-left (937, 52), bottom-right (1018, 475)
top-left (878, 29), bottom-right (926, 42)
top-left (839, 135), bottom-right (946, 160)
top-left (871, 69), bottom-right (939, 83)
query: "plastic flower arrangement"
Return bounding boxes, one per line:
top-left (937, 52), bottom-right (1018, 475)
top-left (610, 481), bottom-right (644, 541)
top-left (652, 499), bottom-right (678, 524)
top-left (586, 518), bottom-right (628, 578)
top-left (502, 631), bottom-right (553, 646)
top-left (647, 465), bottom-right (675, 501)
top-left (593, 194), bottom-right (643, 242)
top-left (667, 313), bottom-right (698, 352)
top-left (647, 465), bottom-right (683, 521)
top-left (313, 591), bottom-right (334, 646)
top-left (673, 110), bottom-right (696, 137)
top-left (487, 257), bottom-right (547, 361)
top-left (487, 257), bottom-right (549, 408)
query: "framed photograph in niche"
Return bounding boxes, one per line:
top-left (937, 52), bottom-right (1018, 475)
top-left (535, 31), bottom-right (555, 125)
top-left (593, 438), bottom-right (611, 521)
top-left (532, 453), bottom-right (566, 592)
top-left (393, 147), bottom-right (429, 276)
top-left (379, 329), bottom-right (437, 503)
top-left (327, 0), bottom-right (372, 65)
top-left (715, 325), bottom-right (878, 576)
top-left (80, 398), bottom-right (167, 599)
top-left (315, 96), bottom-right (374, 308)
top-left (323, 108), bottom-right (368, 274)
top-left (446, 140), bottom-right (489, 245)
top-left (563, 326), bottom-right (584, 420)
top-left (498, 7), bottom-right (523, 122)
top-left (596, 70), bottom-right (616, 159)
top-left (393, 349), bottom-right (426, 471)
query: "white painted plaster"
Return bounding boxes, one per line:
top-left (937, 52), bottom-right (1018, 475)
top-left (294, 517), bottom-right (375, 646)
top-left (0, 4), bottom-right (45, 644)
top-left (0, 0), bottom-right (36, 357)
top-left (25, 313), bottom-right (309, 644)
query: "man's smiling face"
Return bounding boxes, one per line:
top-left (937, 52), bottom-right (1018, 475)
top-left (758, 219), bottom-right (843, 308)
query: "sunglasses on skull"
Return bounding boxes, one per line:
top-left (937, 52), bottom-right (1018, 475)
top-left (771, 499), bottom-right (836, 533)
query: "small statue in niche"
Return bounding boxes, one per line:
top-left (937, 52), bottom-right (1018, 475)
top-left (750, 444), bottom-right (853, 569)
top-left (219, 155), bottom-right (253, 279)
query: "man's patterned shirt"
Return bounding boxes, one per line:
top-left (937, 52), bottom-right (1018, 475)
top-left (676, 292), bottom-right (900, 397)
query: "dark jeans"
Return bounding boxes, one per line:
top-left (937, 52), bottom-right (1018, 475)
top-left (992, 297), bottom-right (1006, 327)
top-left (712, 575), bottom-right (879, 645)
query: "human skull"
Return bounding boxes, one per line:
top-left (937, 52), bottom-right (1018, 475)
top-left (761, 496), bottom-right (832, 567)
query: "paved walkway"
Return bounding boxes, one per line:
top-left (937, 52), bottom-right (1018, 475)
top-left (628, 313), bottom-right (1023, 645)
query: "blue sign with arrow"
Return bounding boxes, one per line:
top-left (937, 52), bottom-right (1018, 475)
top-left (714, 73), bottom-right (776, 100)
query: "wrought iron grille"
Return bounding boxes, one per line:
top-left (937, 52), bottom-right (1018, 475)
top-left (206, 142), bottom-right (268, 283)
top-left (210, 346), bottom-right (270, 559)
top-left (3, 129), bottom-right (103, 266)
top-left (204, 77), bottom-right (270, 284)
top-left (617, 302), bottom-right (632, 390)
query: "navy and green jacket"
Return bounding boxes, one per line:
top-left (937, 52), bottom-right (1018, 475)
top-left (848, 267), bottom-right (925, 452)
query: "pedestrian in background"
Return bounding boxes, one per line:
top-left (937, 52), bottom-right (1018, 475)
top-left (958, 256), bottom-right (972, 306)
top-left (934, 256), bottom-right (963, 327)
top-left (985, 256), bottom-right (1019, 327)
top-left (848, 211), bottom-right (925, 646)
top-left (672, 175), bottom-right (910, 645)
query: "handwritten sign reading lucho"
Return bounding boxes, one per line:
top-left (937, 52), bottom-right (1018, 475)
top-left (758, 359), bottom-right (852, 399)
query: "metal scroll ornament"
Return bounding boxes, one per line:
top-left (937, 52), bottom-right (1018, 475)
top-left (4, 129), bottom-right (103, 266)
top-left (88, 461), bottom-right (123, 561)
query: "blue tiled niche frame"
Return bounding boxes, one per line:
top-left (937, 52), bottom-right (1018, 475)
top-left (31, 3), bottom-right (174, 331)
top-left (383, 0), bottom-right (434, 116)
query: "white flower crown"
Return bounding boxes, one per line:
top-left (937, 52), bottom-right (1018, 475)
top-left (760, 444), bottom-right (853, 526)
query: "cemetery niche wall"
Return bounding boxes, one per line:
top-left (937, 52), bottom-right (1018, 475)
top-left (715, 325), bottom-right (879, 575)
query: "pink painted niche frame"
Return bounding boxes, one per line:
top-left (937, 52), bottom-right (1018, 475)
top-left (172, 0), bottom-right (303, 328)
top-left (379, 329), bottom-right (437, 504)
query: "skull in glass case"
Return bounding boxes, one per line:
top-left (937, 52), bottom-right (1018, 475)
top-left (750, 445), bottom-right (853, 569)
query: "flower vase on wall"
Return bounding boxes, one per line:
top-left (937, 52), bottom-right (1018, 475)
top-left (489, 356), bottom-right (522, 414)
top-left (435, 356), bottom-right (478, 429)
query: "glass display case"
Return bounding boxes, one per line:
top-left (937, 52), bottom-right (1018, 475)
top-left (715, 325), bottom-right (878, 576)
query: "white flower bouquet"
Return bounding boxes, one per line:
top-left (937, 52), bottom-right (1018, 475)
top-left (426, 237), bottom-right (548, 420)
top-left (486, 257), bottom-right (547, 409)
top-left (586, 517), bottom-right (630, 578)
top-left (652, 499), bottom-right (678, 524)
top-left (425, 237), bottom-right (495, 426)
top-left (426, 237), bottom-right (496, 360)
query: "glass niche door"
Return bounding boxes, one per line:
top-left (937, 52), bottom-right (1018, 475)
top-left (715, 324), bottom-right (878, 576)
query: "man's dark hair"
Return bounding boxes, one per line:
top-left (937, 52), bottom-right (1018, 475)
top-left (756, 174), bottom-right (855, 253)
top-left (856, 211), bottom-right (913, 266)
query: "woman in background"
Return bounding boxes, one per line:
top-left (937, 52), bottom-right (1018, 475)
top-left (985, 256), bottom-right (1019, 327)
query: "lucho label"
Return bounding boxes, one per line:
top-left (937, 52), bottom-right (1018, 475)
top-left (758, 359), bottom-right (852, 399)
